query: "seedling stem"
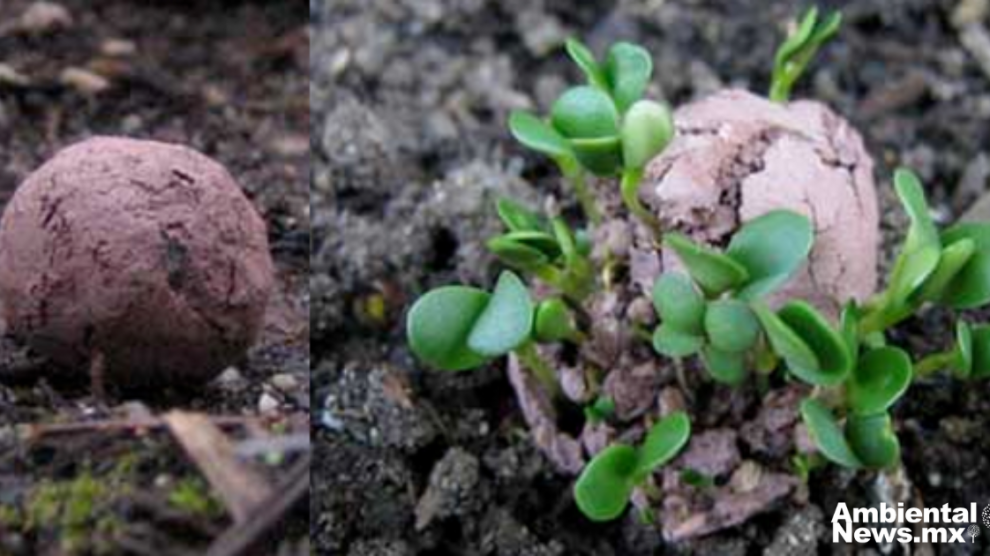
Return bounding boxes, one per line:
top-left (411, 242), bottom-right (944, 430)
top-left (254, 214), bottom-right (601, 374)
top-left (559, 158), bottom-right (601, 226)
top-left (620, 168), bottom-right (659, 235)
top-left (913, 351), bottom-right (957, 378)
top-left (515, 341), bottom-right (561, 397)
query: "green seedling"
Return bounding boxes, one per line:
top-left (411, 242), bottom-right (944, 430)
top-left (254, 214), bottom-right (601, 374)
top-left (651, 210), bottom-right (813, 384)
top-left (584, 396), bottom-right (616, 424)
top-left (406, 13), bottom-right (990, 527)
top-left (858, 169), bottom-right (990, 333)
top-left (770, 7), bottom-right (842, 102)
top-left (646, 166), bottom-right (990, 472)
top-left (574, 411), bottom-right (690, 521)
top-left (407, 270), bottom-right (564, 394)
top-left (488, 198), bottom-right (594, 301)
top-left (510, 39), bottom-right (674, 229)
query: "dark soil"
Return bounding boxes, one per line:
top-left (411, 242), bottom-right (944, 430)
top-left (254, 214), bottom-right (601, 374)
top-left (316, 0), bottom-right (990, 554)
top-left (0, 0), bottom-right (309, 554)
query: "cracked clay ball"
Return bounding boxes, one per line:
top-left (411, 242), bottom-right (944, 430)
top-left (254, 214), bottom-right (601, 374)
top-left (0, 137), bottom-right (275, 388)
top-left (635, 89), bottom-right (879, 316)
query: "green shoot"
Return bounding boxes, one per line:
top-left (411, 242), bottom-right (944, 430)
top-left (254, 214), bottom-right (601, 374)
top-left (770, 7), bottom-right (842, 102)
top-left (510, 38), bottom-right (673, 230)
top-left (573, 412), bottom-right (690, 521)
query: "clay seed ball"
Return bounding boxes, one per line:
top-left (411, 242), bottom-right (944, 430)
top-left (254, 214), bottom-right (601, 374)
top-left (0, 137), bottom-right (275, 388)
top-left (639, 89), bottom-right (879, 317)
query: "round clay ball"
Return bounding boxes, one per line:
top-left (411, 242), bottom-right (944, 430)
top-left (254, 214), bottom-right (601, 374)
top-left (0, 137), bottom-right (275, 388)
top-left (637, 89), bottom-right (879, 317)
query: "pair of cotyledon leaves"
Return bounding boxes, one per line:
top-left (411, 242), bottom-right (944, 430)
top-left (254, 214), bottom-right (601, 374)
top-left (806, 318), bottom-right (990, 470)
top-left (406, 270), bottom-right (577, 371)
top-left (573, 411), bottom-right (690, 521)
top-left (509, 39), bottom-right (674, 177)
top-left (652, 210), bottom-right (845, 385)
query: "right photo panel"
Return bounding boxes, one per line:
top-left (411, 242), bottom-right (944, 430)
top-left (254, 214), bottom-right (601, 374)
top-left (315, 0), bottom-right (990, 554)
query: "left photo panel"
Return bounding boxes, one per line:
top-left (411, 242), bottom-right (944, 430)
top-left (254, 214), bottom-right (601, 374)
top-left (0, 1), bottom-right (309, 554)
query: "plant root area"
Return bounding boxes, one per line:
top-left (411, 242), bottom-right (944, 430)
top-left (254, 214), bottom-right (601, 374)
top-left (0, 1), bottom-right (309, 554)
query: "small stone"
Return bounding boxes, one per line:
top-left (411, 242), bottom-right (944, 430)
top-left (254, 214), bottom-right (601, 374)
top-left (59, 67), bottom-right (110, 95)
top-left (762, 505), bottom-right (824, 556)
top-left (15, 2), bottom-right (72, 35)
top-left (269, 373), bottom-right (299, 391)
top-left (269, 134), bottom-right (309, 158)
top-left (100, 39), bottom-right (137, 57)
top-left (414, 447), bottom-right (480, 530)
top-left (258, 392), bottom-right (280, 413)
top-left (952, 0), bottom-right (990, 28)
top-left (215, 367), bottom-right (247, 390)
top-left (0, 64), bottom-right (31, 87)
top-left (959, 23), bottom-right (990, 83)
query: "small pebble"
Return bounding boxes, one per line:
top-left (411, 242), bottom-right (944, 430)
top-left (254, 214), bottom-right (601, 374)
top-left (59, 67), bottom-right (110, 95)
top-left (215, 367), bottom-right (247, 391)
top-left (270, 373), bottom-right (299, 391)
top-left (100, 38), bottom-right (137, 57)
top-left (0, 63), bottom-right (31, 87)
top-left (258, 392), bottom-right (280, 413)
top-left (16, 1), bottom-right (72, 35)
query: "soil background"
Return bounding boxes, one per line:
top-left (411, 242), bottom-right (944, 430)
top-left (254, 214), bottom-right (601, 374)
top-left (317, 0), bottom-right (990, 554)
top-left (0, 1), bottom-right (309, 554)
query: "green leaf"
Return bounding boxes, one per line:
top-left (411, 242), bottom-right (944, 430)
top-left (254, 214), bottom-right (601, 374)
top-left (565, 38), bottom-right (609, 90)
top-left (467, 271), bottom-right (534, 356)
top-left (846, 347), bottom-right (912, 416)
top-left (886, 168), bottom-right (941, 304)
top-left (634, 411), bottom-right (691, 479)
top-left (845, 413), bottom-right (901, 469)
top-left (912, 238), bottom-right (975, 303)
top-left (573, 444), bottom-right (638, 522)
top-left (620, 100), bottom-right (674, 170)
top-left (777, 301), bottom-right (852, 386)
top-left (701, 345), bottom-right (748, 385)
top-left (652, 273), bottom-right (705, 334)
top-left (604, 42), bottom-right (653, 113)
top-left (652, 324), bottom-right (704, 358)
top-left (570, 135), bottom-right (623, 176)
top-left (954, 321), bottom-right (973, 378)
top-left (939, 223), bottom-right (990, 308)
top-left (551, 218), bottom-right (579, 266)
top-left (533, 298), bottom-right (576, 343)
top-left (680, 468), bottom-right (715, 488)
top-left (508, 111), bottom-right (574, 159)
top-left (407, 286), bottom-right (492, 371)
top-left (664, 233), bottom-right (749, 296)
top-left (726, 210), bottom-right (814, 300)
top-left (970, 324), bottom-right (990, 379)
top-left (551, 86), bottom-right (619, 139)
top-left (575, 228), bottom-right (592, 257)
top-left (752, 302), bottom-right (819, 377)
top-left (486, 236), bottom-right (550, 270)
top-left (774, 7), bottom-right (821, 72)
top-left (799, 399), bottom-right (862, 469)
top-left (584, 396), bottom-right (616, 423)
top-left (770, 8), bottom-right (841, 102)
top-left (839, 301), bottom-right (860, 360)
top-left (704, 299), bottom-right (760, 353)
top-left (502, 230), bottom-right (561, 259)
top-left (496, 198), bottom-right (544, 233)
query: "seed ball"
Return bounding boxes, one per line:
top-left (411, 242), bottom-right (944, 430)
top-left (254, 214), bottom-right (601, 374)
top-left (637, 89), bottom-right (879, 317)
top-left (0, 137), bottom-right (275, 388)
